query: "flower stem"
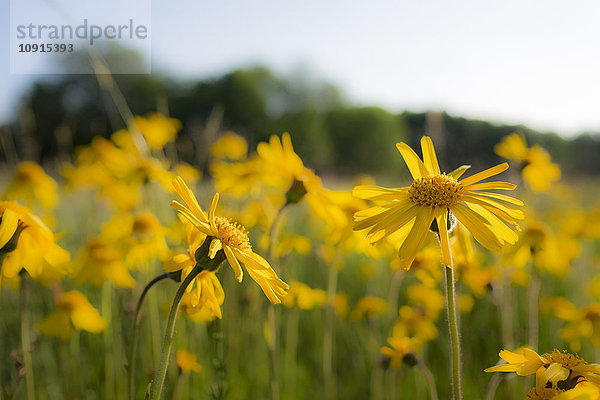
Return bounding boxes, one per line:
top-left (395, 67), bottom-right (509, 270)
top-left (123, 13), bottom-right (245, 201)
top-left (128, 272), bottom-right (169, 400)
top-left (444, 265), bottom-right (462, 400)
top-left (419, 361), bottom-right (439, 400)
top-left (19, 274), bottom-right (35, 400)
top-left (148, 264), bottom-right (203, 400)
top-left (266, 205), bottom-right (287, 400)
top-left (323, 262), bottom-right (338, 400)
top-left (528, 267), bottom-right (541, 350)
top-left (102, 281), bottom-right (115, 400)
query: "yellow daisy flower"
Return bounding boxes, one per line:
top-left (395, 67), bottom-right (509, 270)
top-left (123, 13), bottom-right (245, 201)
top-left (163, 221), bottom-right (225, 319)
top-left (0, 202), bottom-right (70, 283)
top-left (38, 290), bottom-right (107, 340)
top-left (2, 162), bottom-right (58, 211)
top-left (380, 336), bottom-right (422, 369)
top-left (170, 177), bottom-right (289, 304)
top-left (486, 348), bottom-right (600, 393)
top-left (353, 136), bottom-right (524, 269)
top-left (176, 349), bottom-right (203, 374)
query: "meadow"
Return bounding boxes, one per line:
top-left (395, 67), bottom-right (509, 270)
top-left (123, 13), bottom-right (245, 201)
top-left (1, 114), bottom-right (600, 400)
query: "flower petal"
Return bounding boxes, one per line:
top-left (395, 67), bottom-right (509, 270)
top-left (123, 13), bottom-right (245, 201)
top-left (397, 206), bottom-right (435, 269)
top-left (396, 142), bottom-right (429, 179)
top-left (451, 203), bottom-right (502, 251)
top-left (460, 163), bottom-right (509, 187)
top-left (420, 136), bottom-right (440, 175)
top-left (223, 245), bottom-right (243, 282)
top-left (436, 209), bottom-right (453, 267)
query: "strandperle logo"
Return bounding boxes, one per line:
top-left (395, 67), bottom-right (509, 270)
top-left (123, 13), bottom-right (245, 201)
top-left (15, 19), bottom-right (149, 45)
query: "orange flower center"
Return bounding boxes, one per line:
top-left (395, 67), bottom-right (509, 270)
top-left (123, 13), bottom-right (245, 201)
top-left (214, 216), bottom-right (251, 252)
top-left (408, 175), bottom-right (462, 207)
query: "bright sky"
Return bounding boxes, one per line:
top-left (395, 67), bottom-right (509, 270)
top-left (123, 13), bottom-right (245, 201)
top-left (2, 0), bottom-right (600, 136)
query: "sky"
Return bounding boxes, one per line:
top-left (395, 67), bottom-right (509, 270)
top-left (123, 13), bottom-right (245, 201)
top-left (2, 0), bottom-right (600, 136)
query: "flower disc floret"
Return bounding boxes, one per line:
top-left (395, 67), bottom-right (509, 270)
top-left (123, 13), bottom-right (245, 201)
top-left (408, 175), bottom-right (462, 207)
top-left (214, 216), bottom-right (251, 252)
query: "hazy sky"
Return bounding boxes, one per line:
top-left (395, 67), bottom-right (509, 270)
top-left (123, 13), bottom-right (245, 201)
top-left (2, 0), bottom-right (600, 136)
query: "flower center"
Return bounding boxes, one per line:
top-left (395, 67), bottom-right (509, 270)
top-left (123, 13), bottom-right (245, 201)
top-left (408, 175), bottom-right (462, 207)
top-left (214, 216), bottom-right (252, 252)
top-left (542, 350), bottom-right (586, 369)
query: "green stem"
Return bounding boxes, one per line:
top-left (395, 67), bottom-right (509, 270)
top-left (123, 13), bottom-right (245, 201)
top-left (419, 362), bottom-right (439, 400)
top-left (528, 267), bottom-right (541, 350)
top-left (444, 265), bottom-right (462, 400)
top-left (323, 263), bottom-right (338, 400)
top-left (148, 264), bottom-right (203, 400)
top-left (148, 236), bottom-right (224, 400)
top-left (128, 272), bottom-right (169, 400)
top-left (266, 205), bottom-right (287, 400)
top-left (102, 281), bottom-right (115, 400)
top-left (20, 274), bottom-right (35, 400)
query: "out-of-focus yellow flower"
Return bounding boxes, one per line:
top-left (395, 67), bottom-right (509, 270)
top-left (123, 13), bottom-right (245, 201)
top-left (171, 177), bottom-right (288, 304)
top-left (281, 281), bottom-right (327, 310)
top-left (406, 284), bottom-right (445, 317)
top-left (494, 133), bottom-right (530, 161)
top-left (486, 348), bottom-right (600, 394)
top-left (0, 202), bottom-right (70, 283)
top-left (74, 237), bottom-right (135, 288)
top-left (354, 136), bottom-right (523, 270)
top-left (101, 211), bottom-right (169, 269)
top-left (495, 133), bottom-right (561, 192)
top-left (38, 290), bottom-right (107, 340)
top-left (176, 349), bottom-right (203, 374)
top-left (2, 162), bottom-right (58, 211)
top-left (393, 306), bottom-right (439, 342)
top-left (504, 220), bottom-right (580, 277)
top-left (332, 292), bottom-right (349, 318)
top-left (350, 296), bottom-right (388, 321)
top-left (163, 221), bottom-right (224, 319)
top-left (522, 146), bottom-right (561, 192)
top-left (380, 336), bottom-right (422, 369)
top-left (173, 162), bottom-right (202, 185)
top-left (544, 298), bottom-right (600, 352)
top-left (133, 113), bottom-right (181, 150)
top-left (211, 131), bottom-right (248, 161)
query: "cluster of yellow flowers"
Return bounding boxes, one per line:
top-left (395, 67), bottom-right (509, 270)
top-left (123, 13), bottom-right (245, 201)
top-left (4, 109), bottom-right (600, 400)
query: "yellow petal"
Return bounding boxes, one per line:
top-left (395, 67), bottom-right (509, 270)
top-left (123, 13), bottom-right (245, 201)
top-left (460, 163), bottom-right (509, 187)
top-left (436, 209), bottom-right (452, 267)
top-left (172, 177), bottom-right (208, 223)
top-left (210, 193), bottom-right (219, 231)
top-left (463, 181), bottom-right (516, 191)
top-left (366, 202), bottom-right (419, 243)
top-left (0, 209), bottom-right (19, 249)
top-left (171, 201), bottom-right (211, 235)
top-left (397, 206), bottom-right (435, 269)
top-left (420, 136), bottom-right (440, 175)
top-left (208, 238), bottom-right (222, 259)
top-left (396, 142), bottom-right (429, 180)
top-left (448, 165), bottom-right (471, 179)
top-left (223, 245), bottom-right (243, 282)
top-left (451, 203), bottom-right (502, 251)
top-left (464, 191), bottom-right (524, 206)
top-left (352, 185), bottom-right (409, 201)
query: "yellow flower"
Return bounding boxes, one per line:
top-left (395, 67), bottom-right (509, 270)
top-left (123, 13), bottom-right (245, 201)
top-left (281, 281), bottom-right (327, 310)
top-left (176, 349), bottom-right (203, 374)
top-left (354, 136), bottom-right (523, 269)
top-left (211, 131), bottom-right (248, 160)
top-left (133, 113), bottom-right (181, 150)
top-left (38, 290), bottom-right (107, 340)
top-left (525, 383), bottom-right (600, 400)
top-left (74, 237), bottom-right (135, 288)
top-left (380, 336), bottom-right (422, 369)
top-left (494, 133), bottom-right (530, 161)
top-left (350, 296), bottom-right (388, 321)
top-left (486, 348), bottom-right (600, 393)
top-left (495, 133), bottom-right (561, 192)
top-left (2, 162), bottom-right (58, 211)
top-left (0, 202), bottom-right (70, 283)
top-left (170, 177), bottom-right (289, 304)
top-left (164, 221), bottom-right (225, 319)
